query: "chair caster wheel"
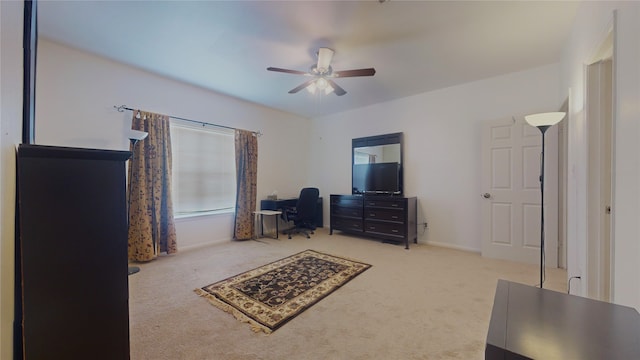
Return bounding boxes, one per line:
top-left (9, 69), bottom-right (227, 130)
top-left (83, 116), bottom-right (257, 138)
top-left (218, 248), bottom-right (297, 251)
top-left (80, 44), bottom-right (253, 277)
top-left (288, 235), bottom-right (292, 239)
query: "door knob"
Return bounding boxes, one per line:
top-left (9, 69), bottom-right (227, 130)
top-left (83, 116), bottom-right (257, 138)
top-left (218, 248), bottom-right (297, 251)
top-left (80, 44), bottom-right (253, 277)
top-left (482, 193), bottom-right (491, 199)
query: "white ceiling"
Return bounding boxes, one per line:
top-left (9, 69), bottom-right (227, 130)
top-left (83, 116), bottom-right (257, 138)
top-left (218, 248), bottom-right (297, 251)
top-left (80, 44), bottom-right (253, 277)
top-left (38, 1), bottom-right (579, 119)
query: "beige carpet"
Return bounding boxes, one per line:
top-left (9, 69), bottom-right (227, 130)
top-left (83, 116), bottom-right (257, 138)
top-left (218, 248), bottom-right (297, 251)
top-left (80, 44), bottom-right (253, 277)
top-left (129, 228), bottom-right (566, 360)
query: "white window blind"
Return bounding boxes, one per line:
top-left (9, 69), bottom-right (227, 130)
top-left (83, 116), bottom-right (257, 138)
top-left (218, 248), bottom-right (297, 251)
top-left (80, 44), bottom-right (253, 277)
top-left (170, 122), bottom-right (236, 216)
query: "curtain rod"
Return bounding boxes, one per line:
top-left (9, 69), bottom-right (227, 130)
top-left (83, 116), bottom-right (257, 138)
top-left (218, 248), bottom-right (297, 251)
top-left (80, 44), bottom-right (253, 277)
top-left (113, 105), bottom-right (262, 137)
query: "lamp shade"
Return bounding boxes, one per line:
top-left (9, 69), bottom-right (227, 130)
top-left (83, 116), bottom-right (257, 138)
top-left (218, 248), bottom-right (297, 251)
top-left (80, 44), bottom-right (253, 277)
top-left (524, 112), bottom-right (566, 127)
top-left (128, 129), bottom-right (148, 141)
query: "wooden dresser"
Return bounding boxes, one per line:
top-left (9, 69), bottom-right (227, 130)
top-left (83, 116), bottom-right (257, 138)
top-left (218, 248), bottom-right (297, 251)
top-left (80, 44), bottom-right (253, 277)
top-left (16, 144), bottom-right (131, 359)
top-left (330, 194), bottom-right (417, 249)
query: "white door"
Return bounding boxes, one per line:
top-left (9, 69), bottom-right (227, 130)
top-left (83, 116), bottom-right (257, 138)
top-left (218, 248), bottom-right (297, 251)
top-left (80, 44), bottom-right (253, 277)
top-left (481, 117), bottom-right (559, 268)
top-left (586, 59), bottom-right (613, 301)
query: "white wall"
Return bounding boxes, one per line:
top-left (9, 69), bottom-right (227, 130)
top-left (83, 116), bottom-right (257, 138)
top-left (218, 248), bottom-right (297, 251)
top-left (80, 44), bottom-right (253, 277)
top-left (310, 64), bottom-right (562, 252)
top-left (0, 1), bottom-right (23, 357)
top-left (36, 39), bottom-right (313, 249)
top-left (561, 2), bottom-right (640, 309)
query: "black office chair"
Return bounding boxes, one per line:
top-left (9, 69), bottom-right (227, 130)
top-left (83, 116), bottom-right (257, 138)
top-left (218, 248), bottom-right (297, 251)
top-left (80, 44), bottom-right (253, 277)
top-left (282, 187), bottom-right (320, 239)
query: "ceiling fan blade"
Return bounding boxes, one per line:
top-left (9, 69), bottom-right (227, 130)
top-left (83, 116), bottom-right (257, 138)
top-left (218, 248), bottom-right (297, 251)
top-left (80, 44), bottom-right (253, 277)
top-left (317, 48), bottom-right (334, 73)
top-left (327, 79), bottom-right (347, 96)
top-left (288, 79), bottom-right (317, 94)
top-left (334, 68), bottom-right (376, 78)
top-left (267, 67), bottom-right (308, 75)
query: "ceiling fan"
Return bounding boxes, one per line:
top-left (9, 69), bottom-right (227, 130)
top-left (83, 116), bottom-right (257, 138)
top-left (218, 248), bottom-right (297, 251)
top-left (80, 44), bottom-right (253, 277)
top-left (267, 48), bottom-right (376, 96)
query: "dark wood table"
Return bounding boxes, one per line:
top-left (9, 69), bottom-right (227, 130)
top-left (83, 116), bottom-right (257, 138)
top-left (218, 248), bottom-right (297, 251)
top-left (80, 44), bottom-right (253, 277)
top-left (486, 280), bottom-right (640, 359)
top-left (260, 197), bottom-right (323, 228)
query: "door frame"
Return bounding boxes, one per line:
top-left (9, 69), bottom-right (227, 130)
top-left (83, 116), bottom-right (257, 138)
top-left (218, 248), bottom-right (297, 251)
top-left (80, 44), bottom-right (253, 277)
top-left (558, 99), bottom-right (569, 270)
top-left (585, 52), bottom-right (614, 302)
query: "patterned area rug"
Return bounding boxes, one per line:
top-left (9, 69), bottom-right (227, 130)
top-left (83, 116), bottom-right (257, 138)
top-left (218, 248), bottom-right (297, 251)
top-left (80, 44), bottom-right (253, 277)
top-left (195, 249), bottom-right (371, 334)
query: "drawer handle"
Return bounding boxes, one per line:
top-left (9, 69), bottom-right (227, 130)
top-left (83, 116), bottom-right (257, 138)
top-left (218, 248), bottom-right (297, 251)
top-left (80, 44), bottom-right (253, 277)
top-left (369, 226), bottom-right (375, 230)
top-left (392, 229), bottom-right (399, 233)
top-left (391, 216), bottom-right (398, 219)
top-left (391, 204), bottom-right (398, 207)
top-left (369, 213), bottom-right (375, 217)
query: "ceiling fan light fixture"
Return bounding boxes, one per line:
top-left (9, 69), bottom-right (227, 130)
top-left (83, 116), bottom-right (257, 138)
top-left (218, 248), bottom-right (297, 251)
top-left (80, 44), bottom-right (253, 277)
top-left (267, 47), bottom-right (374, 96)
top-left (315, 77), bottom-right (329, 90)
top-left (307, 82), bottom-right (317, 94)
top-left (306, 78), bottom-right (333, 95)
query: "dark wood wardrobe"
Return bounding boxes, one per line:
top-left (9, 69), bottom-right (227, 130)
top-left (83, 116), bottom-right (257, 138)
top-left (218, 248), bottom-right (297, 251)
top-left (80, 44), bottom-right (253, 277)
top-left (16, 144), bottom-right (131, 359)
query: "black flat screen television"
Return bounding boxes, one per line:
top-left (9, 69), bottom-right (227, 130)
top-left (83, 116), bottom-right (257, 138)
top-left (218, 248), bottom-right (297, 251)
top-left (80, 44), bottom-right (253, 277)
top-left (352, 162), bottom-right (401, 195)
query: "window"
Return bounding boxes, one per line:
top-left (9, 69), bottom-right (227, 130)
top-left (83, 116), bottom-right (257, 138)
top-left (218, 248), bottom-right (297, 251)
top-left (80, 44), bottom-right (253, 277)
top-left (170, 121), bottom-right (236, 217)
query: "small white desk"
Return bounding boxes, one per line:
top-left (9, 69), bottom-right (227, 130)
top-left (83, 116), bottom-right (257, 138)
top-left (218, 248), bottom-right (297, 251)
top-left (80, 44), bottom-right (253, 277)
top-left (253, 210), bottom-right (282, 239)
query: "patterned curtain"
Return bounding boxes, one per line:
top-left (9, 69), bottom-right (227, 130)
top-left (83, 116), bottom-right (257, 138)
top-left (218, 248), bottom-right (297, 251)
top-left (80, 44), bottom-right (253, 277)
top-left (128, 110), bottom-right (178, 261)
top-left (234, 129), bottom-right (258, 240)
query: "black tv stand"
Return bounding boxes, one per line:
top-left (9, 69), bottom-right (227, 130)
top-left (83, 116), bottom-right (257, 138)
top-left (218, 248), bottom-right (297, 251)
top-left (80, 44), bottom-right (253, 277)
top-left (330, 194), bottom-right (417, 249)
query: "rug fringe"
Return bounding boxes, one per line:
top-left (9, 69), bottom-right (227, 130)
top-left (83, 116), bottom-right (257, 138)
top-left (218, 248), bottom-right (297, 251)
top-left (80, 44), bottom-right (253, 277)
top-left (194, 288), bottom-right (272, 334)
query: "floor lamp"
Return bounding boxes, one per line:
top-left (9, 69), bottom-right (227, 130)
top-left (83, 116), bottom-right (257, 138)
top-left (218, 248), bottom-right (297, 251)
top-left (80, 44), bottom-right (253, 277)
top-left (524, 112), bottom-right (565, 288)
top-left (127, 130), bottom-right (149, 275)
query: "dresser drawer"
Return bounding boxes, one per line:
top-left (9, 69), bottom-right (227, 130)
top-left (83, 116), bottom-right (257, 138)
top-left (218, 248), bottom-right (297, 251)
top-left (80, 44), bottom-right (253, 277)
top-left (364, 221), bottom-right (406, 237)
top-left (332, 217), bottom-right (363, 232)
top-left (364, 208), bottom-right (404, 222)
top-left (331, 196), bottom-right (363, 207)
top-left (332, 206), bottom-right (363, 218)
top-left (330, 194), bottom-right (417, 249)
top-left (364, 199), bottom-right (405, 210)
